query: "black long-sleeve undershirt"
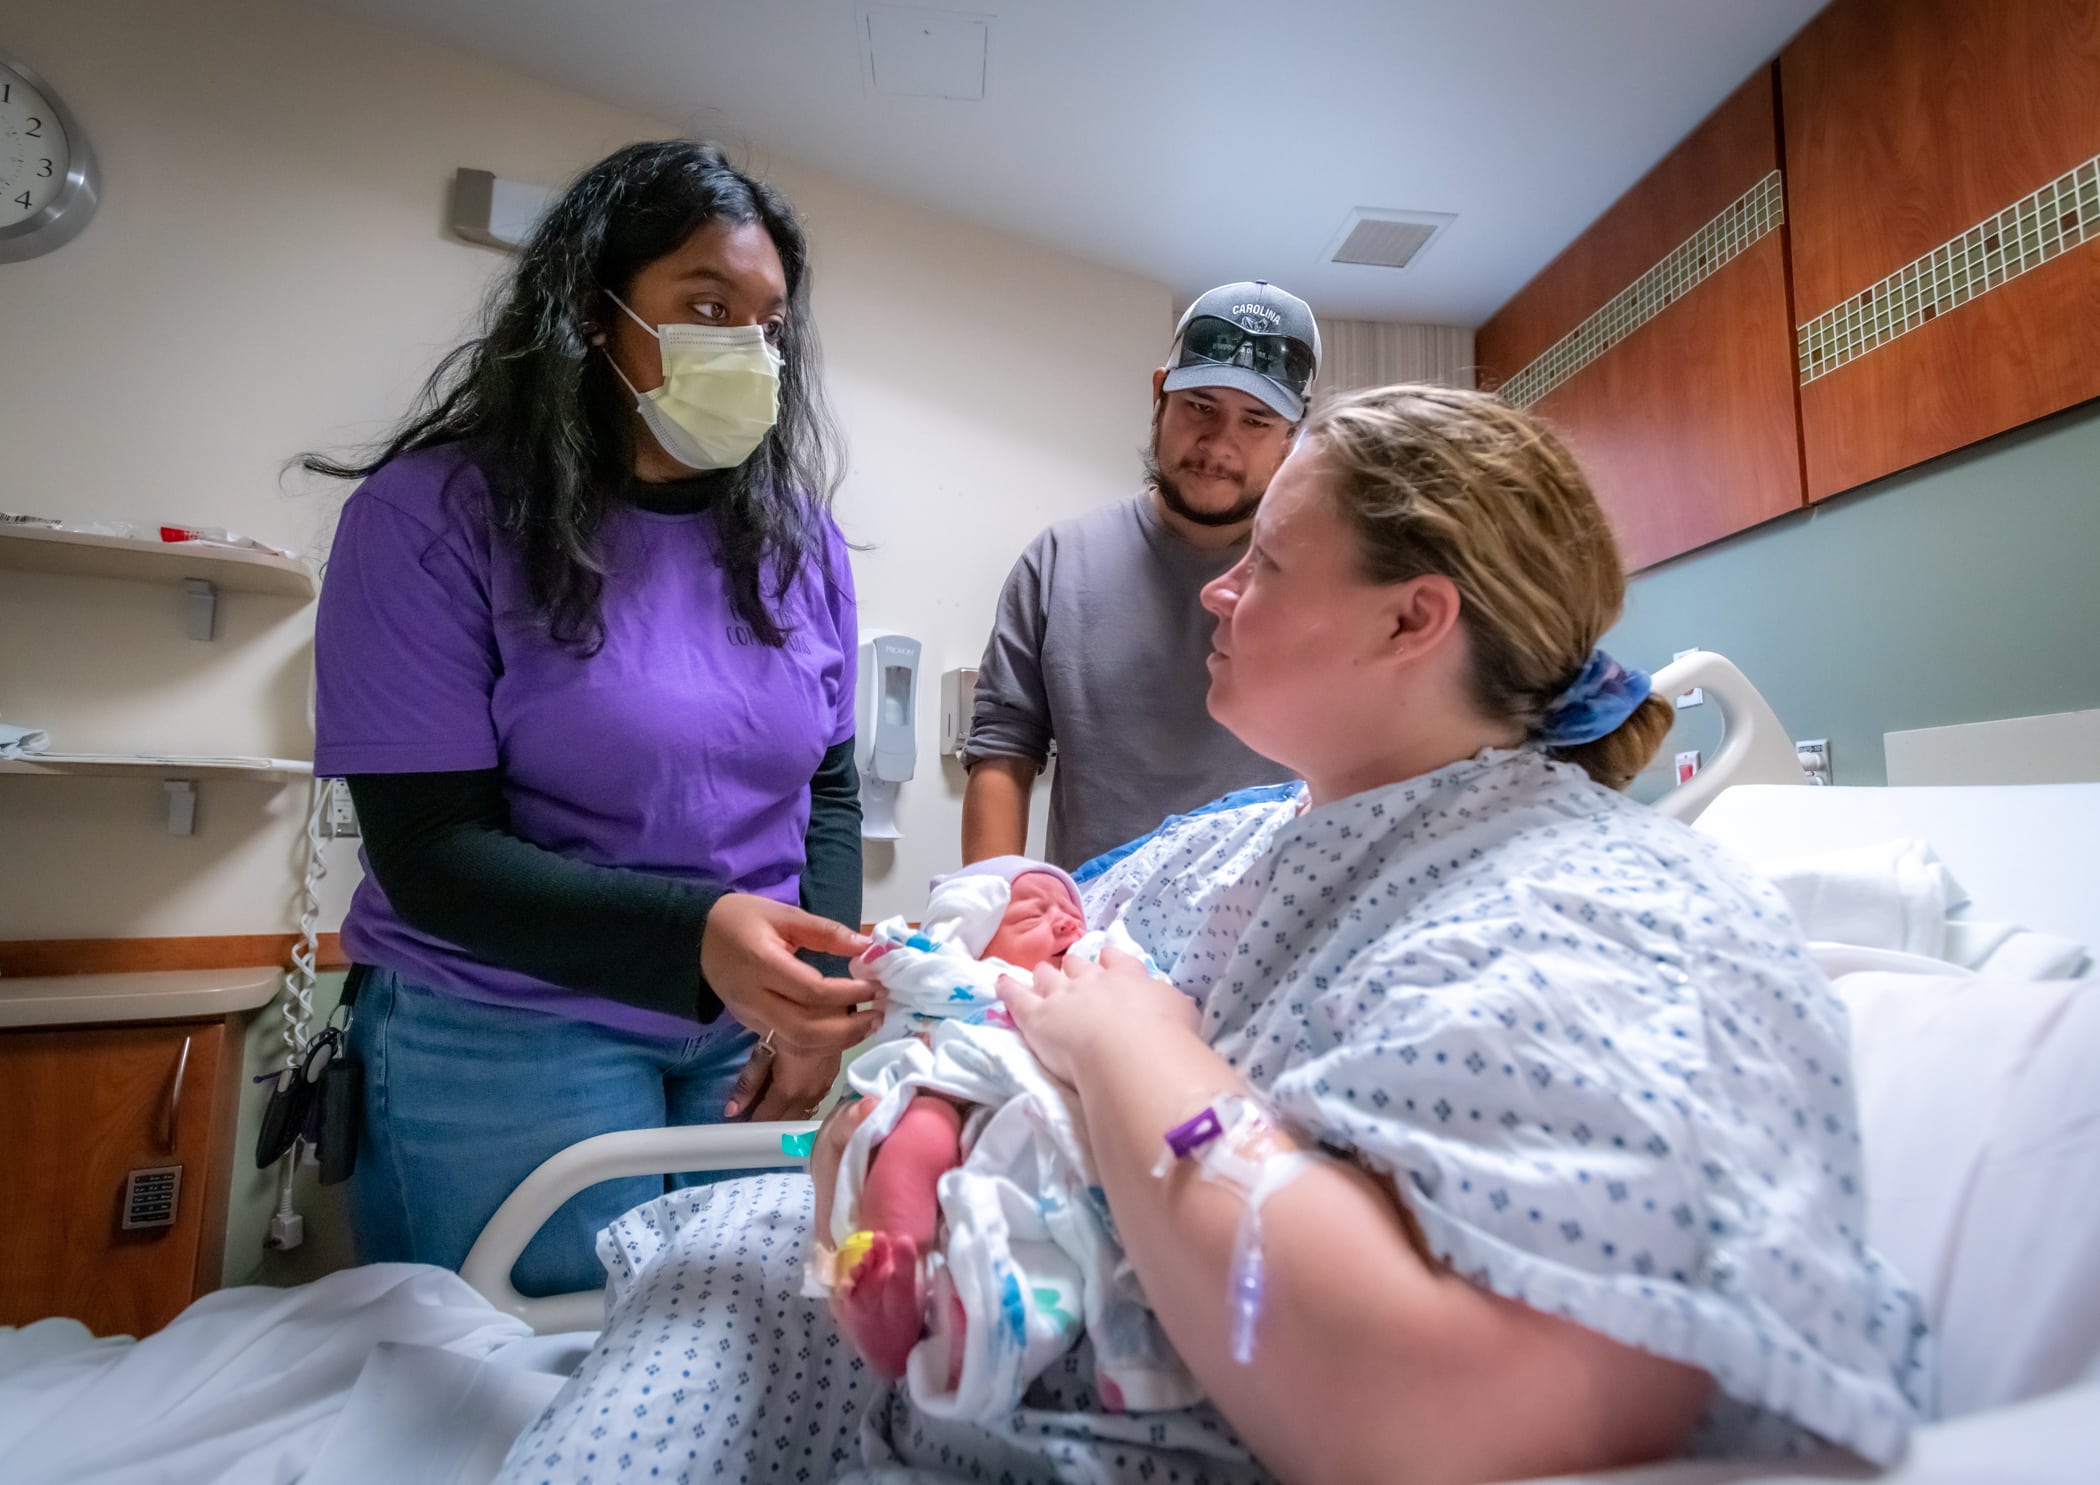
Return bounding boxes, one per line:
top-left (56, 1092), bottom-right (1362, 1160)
top-left (347, 737), bottom-right (862, 1024)
top-left (797, 736), bottom-right (865, 980)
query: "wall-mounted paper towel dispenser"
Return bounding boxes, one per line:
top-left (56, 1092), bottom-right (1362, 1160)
top-left (940, 667), bottom-right (978, 757)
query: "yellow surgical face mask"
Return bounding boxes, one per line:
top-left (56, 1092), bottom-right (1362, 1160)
top-left (606, 292), bottom-right (783, 471)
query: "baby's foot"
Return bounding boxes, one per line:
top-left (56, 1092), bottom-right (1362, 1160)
top-left (836, 1231), bottom-right (924, 1380)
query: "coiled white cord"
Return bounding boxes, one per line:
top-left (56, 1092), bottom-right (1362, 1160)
top-left (266, 774), bottom-right (329, 1250)
top-left (281, 772), bottom-right (326, 1069)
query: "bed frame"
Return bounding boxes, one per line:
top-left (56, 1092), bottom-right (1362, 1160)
top-left (1642, 650), bottom-right (1806, 821)
top-left (460, 1120), bottom-right (819, 1333)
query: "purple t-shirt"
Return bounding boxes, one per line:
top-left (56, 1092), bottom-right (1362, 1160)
top-left (314, 444), bottom-right (857, 1037)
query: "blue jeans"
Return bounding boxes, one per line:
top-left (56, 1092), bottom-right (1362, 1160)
top-left (344, 965), bottom-right (758, 1297)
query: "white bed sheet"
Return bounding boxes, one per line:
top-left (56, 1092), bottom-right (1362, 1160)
top-left (1520, 1376), bottom-right (2100, 1484)
top-left (1694, 784), bottom-right (2100, 947)
top-left (302, 1334), bottom-right (592, 1485)
top-left (0, 1263), bottom-right (595, 1485)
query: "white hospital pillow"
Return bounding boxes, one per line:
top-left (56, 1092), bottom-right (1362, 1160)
top-left (1756, 838), bottom-right (1959, 958)
top-left (1838, 971), bottom-right (2100, 1418)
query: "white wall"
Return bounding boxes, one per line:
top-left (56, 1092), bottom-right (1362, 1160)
top-left (0, 0), bottom-right (1173, 939)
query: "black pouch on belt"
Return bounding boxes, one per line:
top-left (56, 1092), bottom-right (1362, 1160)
top-left (254, 1060), bottom-right (315, 1169)
top-left (314, 964), bottom-right (369, 1186)
top-left (254, 964), bottom-right (368, 1179)
top-left (314, 1054), bottom-right (362, 1186)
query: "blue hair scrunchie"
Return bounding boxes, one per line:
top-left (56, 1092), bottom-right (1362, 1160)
top-left (1533, 649), bottom-right (1652, 749)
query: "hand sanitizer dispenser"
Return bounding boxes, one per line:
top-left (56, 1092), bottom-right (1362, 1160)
top-left (857, 632), bottom-right (921, 839)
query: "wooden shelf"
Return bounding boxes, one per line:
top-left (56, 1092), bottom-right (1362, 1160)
top-left (0, 967), bottom-right (281, 1029)
top-left (0, 524), bottom-right (317, 600)
top-left (0, 754), bottom-right (313, 783)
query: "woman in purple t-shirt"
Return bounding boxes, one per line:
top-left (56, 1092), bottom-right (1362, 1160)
top-left (305, 141), bottom-right (880, 1297)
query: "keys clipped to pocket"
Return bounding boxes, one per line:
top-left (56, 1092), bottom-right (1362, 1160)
top-left (254, 1025), bottom-right (360, 1184)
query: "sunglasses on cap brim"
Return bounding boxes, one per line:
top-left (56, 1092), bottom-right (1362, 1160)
top-left (1171, 315), bottom-right (1317, 397)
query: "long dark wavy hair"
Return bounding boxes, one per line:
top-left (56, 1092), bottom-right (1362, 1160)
top-left (302, 140), bottom-right (843, 651)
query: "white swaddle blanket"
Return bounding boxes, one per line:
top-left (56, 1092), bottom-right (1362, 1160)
top-left (821, 880), bottom-right (1200, 1421)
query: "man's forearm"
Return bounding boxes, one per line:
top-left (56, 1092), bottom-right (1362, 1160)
top-left (961, 755), bottom-right (1036, 861)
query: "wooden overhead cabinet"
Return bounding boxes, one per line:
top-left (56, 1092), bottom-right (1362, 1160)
top-left (1476, 72), bottom-right (1807, 571)
top-left (1782, 0), bottom-right (2100, 500)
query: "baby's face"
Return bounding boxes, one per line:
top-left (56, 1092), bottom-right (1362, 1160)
top-left (982, 873), bottom-right (1086, 968)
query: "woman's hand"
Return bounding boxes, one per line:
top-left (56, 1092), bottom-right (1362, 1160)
top-left (723, 1044), bottom-right (841, 1122)
top-left (999, 946), bottom-right (1201, 1087)
top-left (701, 894), bottom-right (879, 1055)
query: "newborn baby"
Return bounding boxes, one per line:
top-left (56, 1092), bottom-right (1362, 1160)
top-left (809, 856), bottom-right (1195, 1420)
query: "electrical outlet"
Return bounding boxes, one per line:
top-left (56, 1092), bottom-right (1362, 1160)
top-left (326, 778), bottom-right (360, 838)
top-left (1795, 738), bottom-right (1833, 787)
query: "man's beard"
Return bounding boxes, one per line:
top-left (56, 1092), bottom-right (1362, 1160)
top-left (1141, 442), bottom-right (1264, 529)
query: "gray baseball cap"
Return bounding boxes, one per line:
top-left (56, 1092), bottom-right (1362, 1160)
top-left (1162, 280), bottom-right (1322, 421)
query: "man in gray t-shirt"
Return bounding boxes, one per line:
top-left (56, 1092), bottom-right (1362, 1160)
top-left (963, 281), bottom-right (1322, 869)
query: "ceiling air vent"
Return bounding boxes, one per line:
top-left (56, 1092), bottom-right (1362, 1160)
top-left (861, 4), bottom-right (991, 100)
top-left (1327, 208), bottom-right (1456, 270)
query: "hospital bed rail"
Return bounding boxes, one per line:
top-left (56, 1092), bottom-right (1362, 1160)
top-left (460, 1119), bottom-right (818, 1333)
top-left (1644, 649), bottom-right (1804, 821)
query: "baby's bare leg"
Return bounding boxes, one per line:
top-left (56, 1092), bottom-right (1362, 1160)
top-left (837, 1094), bottom-right (966, 1378)
top-left (859, 1094), bottom-right (964, 1246)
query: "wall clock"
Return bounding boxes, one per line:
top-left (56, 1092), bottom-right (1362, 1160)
top-left (1, 49), bottom-right (98, 263)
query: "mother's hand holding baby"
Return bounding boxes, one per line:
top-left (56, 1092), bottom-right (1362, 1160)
top-left (997, 947), bottom-right (1200, 1087)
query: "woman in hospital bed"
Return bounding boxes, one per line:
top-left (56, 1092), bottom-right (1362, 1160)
top-left (501, 386), bottom-right (1928, 1485)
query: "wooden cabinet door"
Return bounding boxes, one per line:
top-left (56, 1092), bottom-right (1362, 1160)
top-left (0, 1021), bottom-right (230, 1336)
top-left (1477, 72), bottom-right (1807, 571)
top-left (1783, 0), bottom-right (2100, 498)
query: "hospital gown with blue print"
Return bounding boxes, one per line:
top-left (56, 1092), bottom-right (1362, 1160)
top-left (500, 747), bottom-right (1927, 1485)
top-left (1087, 747), bottom-right (1931, 1465)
